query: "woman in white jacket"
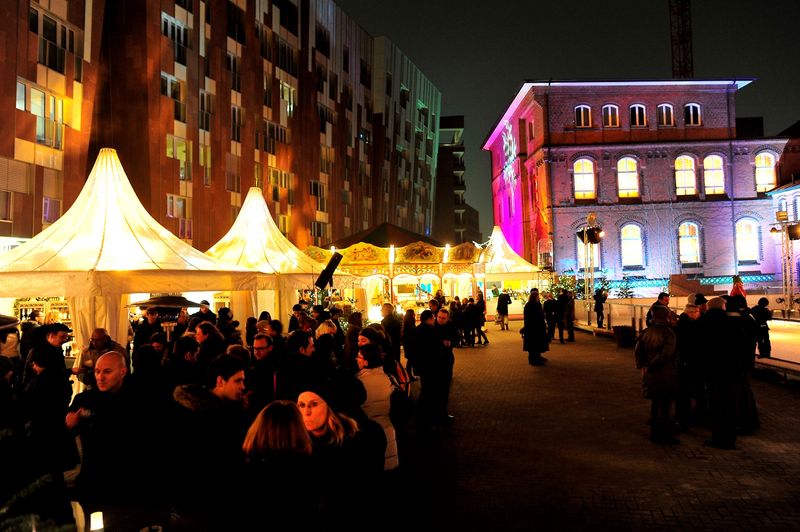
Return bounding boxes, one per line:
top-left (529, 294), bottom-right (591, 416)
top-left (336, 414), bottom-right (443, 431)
top-left (355, 343), bottom-right (399, 470)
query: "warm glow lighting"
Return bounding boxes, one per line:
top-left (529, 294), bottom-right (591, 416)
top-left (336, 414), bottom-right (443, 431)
top-left (389, 245), bottom-right (395, 264)
top-left (444, 244), bottom-right (450, 263)
top-left (90, 511), bottom-right (104, 531)
top-left (330, 246), bottom-right (336, 255)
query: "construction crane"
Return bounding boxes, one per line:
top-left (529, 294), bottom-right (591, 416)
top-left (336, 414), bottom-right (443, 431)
top-left (669, 0), bottom-right (694, 78)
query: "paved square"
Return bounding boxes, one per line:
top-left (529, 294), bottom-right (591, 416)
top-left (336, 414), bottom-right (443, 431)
top-left (401, 326), bottom-right (800, 530)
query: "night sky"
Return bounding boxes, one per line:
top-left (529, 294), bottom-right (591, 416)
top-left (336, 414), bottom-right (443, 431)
top-left (335, 0), bottom-right (800, 238)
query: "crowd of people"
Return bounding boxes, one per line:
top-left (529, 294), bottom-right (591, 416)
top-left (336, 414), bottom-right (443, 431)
top-left (635, 287), bottom-right (770, 448)
top-left (0, 297), bottom-right (467, 530)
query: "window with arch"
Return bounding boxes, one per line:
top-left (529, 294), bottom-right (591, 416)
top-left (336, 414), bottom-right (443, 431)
top-left (620, 223), bottom-right (644, 268)
top-left (577, 230), bottom-right (601, 270)
top-left (678, 222), bottom-right (701, 265)
top-left (602, 104), bottom-right (619, 127)
top-left (573, 159), bottom-right (596, 200)
top-left (778, 198), bottom-right (787, 221)
top-left (703, 155), bottom-right (725, 195)
top-left (575, 105), bottom-right (591, 128)
top-left (630, 104), bottom-right (647, 127)
top-left (736, 218), bottom-right (760, 263)
top-left (675, 156), bottom-right (696, 196)
top-left (794, 196), bottom-right (800, 221)
top-left (657, 104), bottom-right (674, 126)
top-left (684, 103), bottom-right (702, 126)
top-left (617, 157), bottom-right (639, 198)
top-left (755, 152), bottom-right (776, 192)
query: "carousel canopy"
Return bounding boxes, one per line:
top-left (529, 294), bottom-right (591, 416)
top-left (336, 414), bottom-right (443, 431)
top-left (0, 148), bottom-right (258, 297)
top-left (206, 187), bottom-right (324, 276)
top-left (480, 226), bottom-right (542, 280)
top-left (328, 222), bottom-right (443, 249)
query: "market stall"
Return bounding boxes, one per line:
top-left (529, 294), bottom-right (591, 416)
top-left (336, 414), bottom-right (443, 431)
top-left (0, 148), bottom-right (260, 351)
top-left (206, 186), bottom-right (358, 322)
top-left (306, 239), bottom-right (482, 321)
top-left (480, 226), bottom-right (554, 316)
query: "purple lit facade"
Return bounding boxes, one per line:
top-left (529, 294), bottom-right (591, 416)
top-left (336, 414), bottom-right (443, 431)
top-left (485, 80), bottom-right (791, 285)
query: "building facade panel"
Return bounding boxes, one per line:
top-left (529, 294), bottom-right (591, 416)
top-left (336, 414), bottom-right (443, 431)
top-left (0, 0), bottom-right (439, 252)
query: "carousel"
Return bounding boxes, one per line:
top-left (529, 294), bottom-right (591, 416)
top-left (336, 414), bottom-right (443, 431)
top-left (305, 224), bottom-right (552, 322)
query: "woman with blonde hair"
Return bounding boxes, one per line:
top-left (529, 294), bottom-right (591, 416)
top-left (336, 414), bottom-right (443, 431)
top-left (297, 387), bottom-right (386, 526)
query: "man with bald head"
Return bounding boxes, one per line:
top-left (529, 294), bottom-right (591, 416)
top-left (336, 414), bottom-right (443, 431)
top-left (67, 351), bottom-right (154, 524)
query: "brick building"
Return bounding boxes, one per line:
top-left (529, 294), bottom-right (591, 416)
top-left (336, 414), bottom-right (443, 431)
top-left (433, 115), bottom-right (481, 245)
top-left (1, 0), bottom-right (440, 252)
top-left (483, 80), bottom-right (790, 285)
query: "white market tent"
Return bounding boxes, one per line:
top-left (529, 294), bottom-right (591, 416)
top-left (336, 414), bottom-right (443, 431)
top-left (0, 148), bottom-right (259, 348)
top-left (207, 186), bottom-right (339, 321)
top-left (480, 225), bottom-right (544, 281)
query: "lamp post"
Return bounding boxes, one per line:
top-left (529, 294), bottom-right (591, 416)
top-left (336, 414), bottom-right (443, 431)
top-left (576, 213), bottom-right (604, 312)
top-left (770, 212), bottom-right (799, 315)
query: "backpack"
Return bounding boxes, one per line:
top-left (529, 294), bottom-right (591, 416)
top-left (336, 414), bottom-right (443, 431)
top-left (385, 361), bottom-right (414, 428)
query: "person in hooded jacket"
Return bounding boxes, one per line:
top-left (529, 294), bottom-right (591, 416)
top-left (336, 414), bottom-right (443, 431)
top-left (169, 355), bottom-right (250, 525)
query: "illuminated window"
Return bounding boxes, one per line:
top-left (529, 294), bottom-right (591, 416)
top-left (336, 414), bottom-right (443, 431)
top-left (573, 159), bottom-right (595, 200)
top-left (575, 105), bottom-right (591, 128)
top-left (703, 155), bottom-right (724, 195)
top-left (16, 82), bottom-right (25, 111)
top-left (675, 156), bottom-right (696, 196)
top-left (678, 222), bottom-right (700, 264)
top-left (735, 218), bottom-right (760, 263)
top-left (577, 230), bottom-right (601, 270)
top-left (755, 152), bottom-right (776, 192)
top-left (630, 104), bottom-right (647, 127)
top-left (795, 196), bottom-right (800, 221)
top-left (280, 81), bottom-right (296, 117)
top-left (602, 105), bottom-right (619, 128)
top-left (778, 198), bottom-right (787, 215)
top-left (684, 103), bottom-right (702, 126)
top-left (617, 157), bottom-right (639, 198)
top-left (620, 224), bottom-right (643, 267)
top-left (657, 104), bottom-right (674, 126)
top-left (167, 194), bottom-right (188, 218)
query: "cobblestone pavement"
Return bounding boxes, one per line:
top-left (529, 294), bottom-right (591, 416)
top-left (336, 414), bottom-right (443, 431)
top-left (399, 325), bottom-right (800, 531)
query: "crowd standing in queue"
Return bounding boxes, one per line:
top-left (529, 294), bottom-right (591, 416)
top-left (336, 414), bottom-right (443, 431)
top-left (0, 294), bottom-right (487, 530)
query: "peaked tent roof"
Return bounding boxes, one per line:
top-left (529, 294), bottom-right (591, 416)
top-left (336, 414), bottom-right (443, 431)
top-left (0, 148), bottom-right (259, 297)
top-left (206, 187), bottom-right (325, 275)
top-left (328, 222), bottom-right (443, 249)
top-left (480, 226), bottom-right (541, 280)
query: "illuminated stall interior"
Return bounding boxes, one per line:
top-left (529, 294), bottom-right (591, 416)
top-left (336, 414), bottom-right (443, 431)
top-left (306, 238), bottom-right (483, 322)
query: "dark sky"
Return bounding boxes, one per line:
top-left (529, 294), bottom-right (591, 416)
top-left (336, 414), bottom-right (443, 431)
top-left (335, 0), bottom-right (800, 238)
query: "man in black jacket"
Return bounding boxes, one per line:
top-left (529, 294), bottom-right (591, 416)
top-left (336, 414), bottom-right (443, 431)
top-left (418, 309), bottom-right (456, 428)
top-left (381, 303), bottom-right (403, 363)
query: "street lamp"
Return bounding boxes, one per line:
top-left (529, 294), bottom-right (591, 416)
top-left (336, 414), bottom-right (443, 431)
top-left (771, 212), bottom-right (800, 315)
top-left (576, 213), bottom-right (604, 310)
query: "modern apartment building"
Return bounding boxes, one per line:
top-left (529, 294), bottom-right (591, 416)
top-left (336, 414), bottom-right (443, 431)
top-left (1, 0), bottom-right (440, 251)
top-left (433, 115), bottom-right (481, 245)
top-left (483, 80), bottom-right (790, 284)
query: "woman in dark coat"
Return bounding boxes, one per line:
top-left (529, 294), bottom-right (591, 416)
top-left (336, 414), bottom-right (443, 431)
top-left (401, 309), bottom-right (417, 377)
top-left (634, 306), bottom-right (679, 444)
top-left (522, 290), bottom-right (549, 366)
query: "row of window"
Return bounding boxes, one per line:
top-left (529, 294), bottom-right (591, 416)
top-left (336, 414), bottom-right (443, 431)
top-left (15, 81), bottom-right (65, 150)
top-left (572, 153), bottom-right (777, 200)
top-left (575, 103), bottom-right (702, 129)
top-left (577, 218), bottom-right (762, 270)
top-left (777, 196), bottom-right (800, 221)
